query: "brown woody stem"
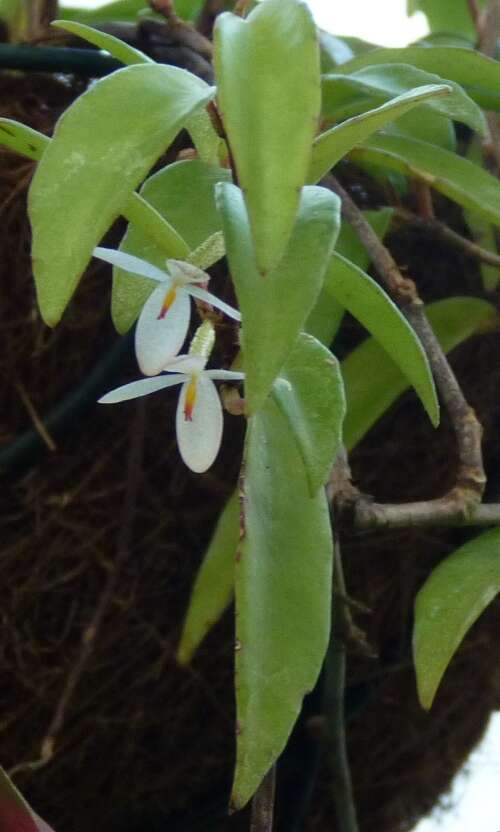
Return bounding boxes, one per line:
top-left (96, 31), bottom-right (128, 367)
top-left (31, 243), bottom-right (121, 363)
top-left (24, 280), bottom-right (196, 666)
top-left (326, 175), bottom-right (486, 519)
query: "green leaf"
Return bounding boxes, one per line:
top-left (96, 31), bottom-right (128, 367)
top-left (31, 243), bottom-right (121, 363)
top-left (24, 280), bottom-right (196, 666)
top-left (0, 118), bottom-right (48, 161)
top-left (184, 107), bottom-right (222, 165)
top-left (342, 297), bottom-right (495, 450)
top-left (339, 46), bottom-right (500, 111)
top-left (309, 83), bottom-right (452, 184)
top-left (408, 0), bottom-right (486, 39)
top-left (321, 64), bottom-right (485, 135)
top-left (350, 133), bottom-right (500, 230)
top-left (463, 137), bottom-right (500, 291)
top-left (53, 19), bottom-right (152, 64)
top-left (233, 397), bottom-right (333, 808)
top-left (465, 211), bottom-right (500, 291)
top-left (306, 208), bottom-right (393, 345)
top-left (214, 0), bottom-right (320, 273)
top-left (217, 182), bottom-right (340, 413)
top-left (386, 108), bottom-right (456, 152)
top-left (113, 159), bottom-right (231, 333)
top-left (29, 64), bottom-right (213, 326)
top-left (326, 253), bottom-right (439, 426)
top-left (177, 492), bottom-right (239, 666)
top-left (0, 765), bottom-right (53, 831)
top-left (273, 333), bottom-right (345, 496)
top-left (414, 525), bottom-right (500, 710)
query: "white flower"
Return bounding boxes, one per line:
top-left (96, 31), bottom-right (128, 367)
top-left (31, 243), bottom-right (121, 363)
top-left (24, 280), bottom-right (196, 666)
top-left (99, 355), bottom-right (244, 474)
top-left (93, 247), bottom-right (241, 376)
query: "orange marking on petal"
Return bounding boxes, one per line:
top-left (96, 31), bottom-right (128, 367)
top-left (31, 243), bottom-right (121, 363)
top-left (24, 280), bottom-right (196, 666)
top-left (158, 285), bottom-right (177, 319)
top-left (184, 377), bottom-right (197, 422)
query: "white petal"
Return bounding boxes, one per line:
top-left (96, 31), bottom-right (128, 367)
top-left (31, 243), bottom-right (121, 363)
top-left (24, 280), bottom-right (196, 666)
top-left (99, 375), bottom-right (186, 403)
top-left (204, 370), bottom-right (245, 382)
top-left (135, 285), bottom-right (191, 376)
top-left (176, 376), bottom-right (223, 473)
top-left (93, 247), bottom-right (168, 283)
top-left (163, 355), bottom-right (206, 374)
top-left (167, 259), bottom-right (209, 284)
top-left (187, 285), bottom-right (242, 322)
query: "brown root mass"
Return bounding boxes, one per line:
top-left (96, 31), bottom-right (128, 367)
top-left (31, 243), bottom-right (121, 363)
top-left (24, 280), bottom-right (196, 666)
top-left (1, 71), bottom-right (500, 832)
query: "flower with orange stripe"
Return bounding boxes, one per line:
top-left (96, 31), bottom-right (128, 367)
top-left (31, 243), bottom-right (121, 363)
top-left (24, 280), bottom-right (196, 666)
top-left (93, 248), bottom-right (241, 376)
top-left (98, 322), bottom-right (244, 473)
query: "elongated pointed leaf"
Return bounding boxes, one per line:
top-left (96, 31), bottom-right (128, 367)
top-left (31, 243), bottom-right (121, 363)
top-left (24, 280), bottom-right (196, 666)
top-left (342, 297), bottom-right (495, 450)
top-left (0, 766), bottom-right (54, 832)
top-left (113, 160), bottom-right (231, 332)
top-left (414, 526), bottom-right (500, 710)
top-left (29, 64), bottom-right (213, 326)
top-left (350, 133), bottom-right (500, 230)
top-left (309, 83), bottom-right (451, 183)
top-left (214, 0), bottom-right (320, 273)
top-left (177, 492), bottom-right (239, 665)
top-left (340, 46), bottom-right (500, 111)
top-left (233, 397), bottom-right (333, 809)
top-left (217, 182), bottom-right (340, 413)
top-left (0, 119), bottom-right (48, 161)
top-left (273, 333), bottom-right (345, 496)
top-left (326, 253), bottom-right (439, 426)
top-left (53, 19), bottom-right (152, 64)
top-left (322, 64), bottom-right (485, 135)
top-left (306, 207), bottom-right (393, 345)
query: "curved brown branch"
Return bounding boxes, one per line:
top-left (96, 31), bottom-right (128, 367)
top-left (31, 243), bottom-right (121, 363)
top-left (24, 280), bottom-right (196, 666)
top-left (326, 175), bottom-right (486, 520)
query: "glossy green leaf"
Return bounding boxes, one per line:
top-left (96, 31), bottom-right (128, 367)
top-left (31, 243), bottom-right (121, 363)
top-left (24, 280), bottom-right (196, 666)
top-left (233, 397), bottom-right (333, 808)
top-left (273, 333), bottom-right (345, 496)
top-left (0, 766), bottom-right (53, 832)
top-left (321, 64), bottom-right (485, 134)
top-left (340, 46), bottom-right (500, 111)
top-left (53, 19), bottom-right (152, 64)
top-left (350, 133), bottom-right (500, 230)
top-left (217, 182), bottom-right (340, 413)
top-left (177, 492), bottom-right (239, 666)
top-left (342, 297), bottom-right (495, 450)
top-left (306, 207), bottom-right (393, 346)
top-left (414, 525), bottom-right (500, 710)
top-left (309, 83), bottom-right (451, 184)
top-left (408, 0), bottom-right (486, 39)
top-left (214, 0), bottom-right (320, 273)
top-left (0, 118), bottom-right (48, 161)
top-left (326, 253), bottom-right (439, 426)
top-left (29, 64), bottom-right (213, 326)
top-left (113, 160), bottom-right (231, 333)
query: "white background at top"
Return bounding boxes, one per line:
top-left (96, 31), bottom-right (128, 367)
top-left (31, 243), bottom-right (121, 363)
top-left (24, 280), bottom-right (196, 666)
top-left (61, 0), bottom-right (429, 46)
